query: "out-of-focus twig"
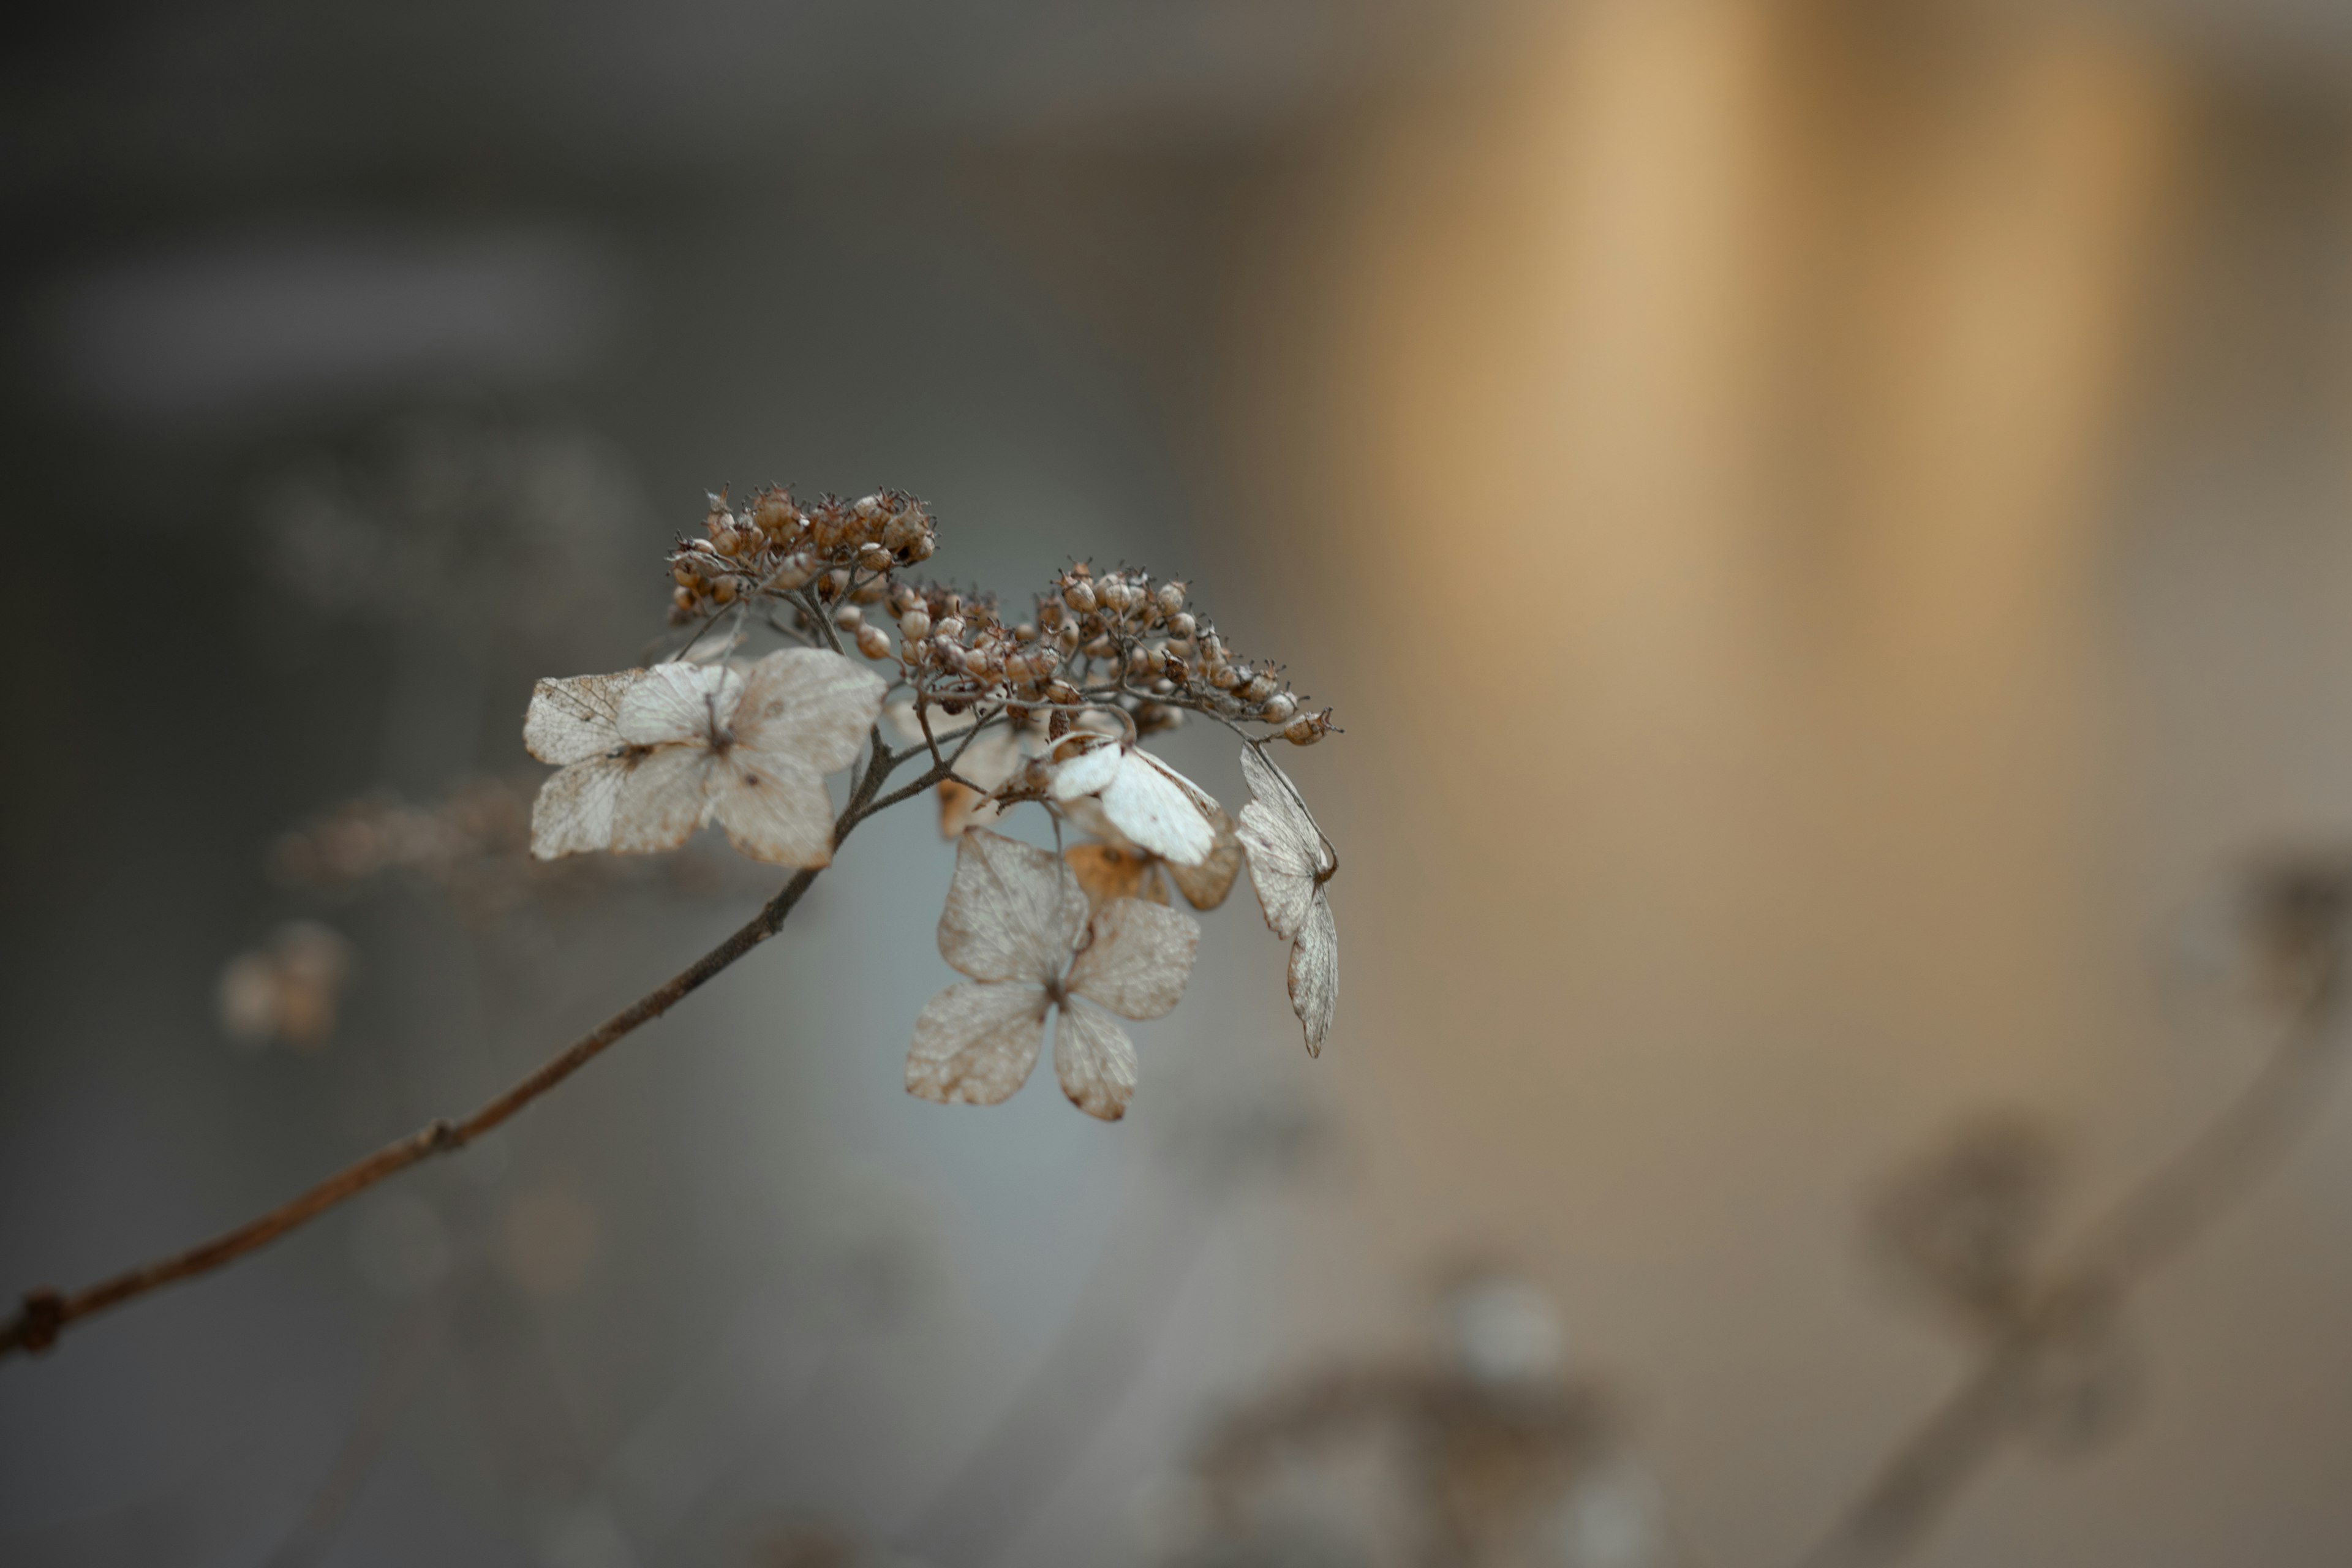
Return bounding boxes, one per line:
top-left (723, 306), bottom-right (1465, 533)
top-left (1792, 862), bottom-right (2352, 1568)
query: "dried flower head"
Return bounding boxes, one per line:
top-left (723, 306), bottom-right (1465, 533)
top-left (906, 830), bottom-right (1199, 1120)
top-left (1061, 794), bottom-right (1243, 913)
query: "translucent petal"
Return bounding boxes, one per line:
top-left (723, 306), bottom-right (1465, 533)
top-left (1237, 744), bottom-right (1329, 941)
top-left (731, 649), bottom-right (887, 776)
top-left (524, 671), bottom-right (643, 765)
top-left (609, 745), bottom-right (717, 854)
top-left (619, 663), bottom-right (742, 747)
top-left (531, 753), bottom-right (636, 859)
top-left (905, 982), bottom-right (1050, 1106)
top-left (1066, 897), bottom-right (1199, 1021)
top-left (1053, 1002), bottom-right (1139, 1121)
top-left (1099, 751), bottom-right (1215, 867)
top-left (1289, 890), bottom-right (1338, 1057)
top-left (937, 829), bottom-right (1089, 985)
top-left (709, 747), bottom-right (835, 867)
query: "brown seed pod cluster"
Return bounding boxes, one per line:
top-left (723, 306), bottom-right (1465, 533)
top-left (669, 486), bottom-right (938, 621)
top-left (664, 486), bottom-right (1333, 749)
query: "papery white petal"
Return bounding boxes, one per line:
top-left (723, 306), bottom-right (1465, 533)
top-left (730, 649), bottom-right (886, 775)
top-left (620, 663), bottom-right (743, 747)
top-left (531, 753), bottom-right (637, 859)
top-left (1053, 1002), bottom-right (1139, 1121)
top-left (1289, 891), bottom-right (1338, 1057)
top-left (1101, 751), bottom-right (1216, 867)
top-left (906, 981), bottom-right (1050, 1106)
top-left (937, 829), bottom-right (1090, 985)
top-left (1066, 897), bottom-right (1199, 1021)
top-left (524, 671), bottom-right (642, 765)
top-left (709, 747), bottom-right (835, 867)
top-left (1048, 736), bottom-right (1123, 801)
top-left (609, 745), bottom-right (717, 854)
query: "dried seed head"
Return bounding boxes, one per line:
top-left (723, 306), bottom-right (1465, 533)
top-left (767, 553), bottom-right (818, 592)
top-left (1261, 692), bottom-right (1297, 725)
top-left (1045, 678), bottom-right (1080, 706)
top-left (1169, 612), bottom-right (1196, 639)
top-left (1063, 579), bottom-right (1098, 614)
top-left (835, 604), bottom-right (864, 630)
top-left (935, 616), bottom-right (965, 643)
top-left (1156, 581), bottom-right (1186, 615)
top-left (1283, 709), bottom-right (1333, 745)
top-left (856, 623), bottom-right (892, 660)
top-left (900, 608), bottom-right (932, 641)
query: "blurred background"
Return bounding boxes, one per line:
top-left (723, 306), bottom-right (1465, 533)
top-left (9, 1), bottom-right (2352, 1564)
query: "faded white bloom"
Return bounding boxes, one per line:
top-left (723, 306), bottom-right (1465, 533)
top-left (526, 650), bottom-right (885, 865)
top-left (1061, 794), bottom-right (1243, 913)
top-left (906, 829), bottom-right (1199, 1121)
top-left (1235, 743), bottom-right (1338, 1055)
top-left (1047, 732), bottom-right (1219, 867)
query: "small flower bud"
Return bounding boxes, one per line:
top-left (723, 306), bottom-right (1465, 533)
top-left (900, 608), bottom-right (931, 640)
top-left (1156, 581), bottom-right (1186, 615)
top-left (1063, 579), bottom-right (1098, 614)
top-left (856, 623), bottom-right (891, 660)
top-left (1261, 692), bottom-right (1297, 725)
top-left (1169, 612), bottom-right (1196, 639)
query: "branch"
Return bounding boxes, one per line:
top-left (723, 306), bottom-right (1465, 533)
top-left (0, 733), bottom-right (935, 1365)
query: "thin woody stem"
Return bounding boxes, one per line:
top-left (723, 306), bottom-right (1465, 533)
top-left (0, 734), bottom-right (940, 1365)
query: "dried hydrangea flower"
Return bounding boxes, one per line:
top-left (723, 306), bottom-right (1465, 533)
top-left (905, 829), bottom-right (1199, 1120)
top-left (528, 650), bottom-right (884, 865)
top-left (1061, 794), bottom-right (1243, 913)
top-left (1046, 732), bottom-right (1219, 867)
top-left (1235, 743), bottom-right (1339, 1055)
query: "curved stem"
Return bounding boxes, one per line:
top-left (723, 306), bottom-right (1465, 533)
top-left (1, 734), bottom-right (935, 1364)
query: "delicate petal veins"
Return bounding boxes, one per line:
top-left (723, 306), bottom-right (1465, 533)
top-left (1099, 751), bottom-right (1216, 867)
top-left (732, 648), bottom-right (887, 775)
top-left (1237, 744), bottom-right (1327, 940)
top-left (1053, 1003), bottom-right (1139, 1121)
top-left (1066, 897), bottom-right (1199, 1021)
top-left (524, 671), bottom-right (643, 765)
top-left (609, 745), bottom-right (717, 854)
top-left (709, 748), bottom-right (835, 866)
top-left (1165, 805), bottom-right (1244, 911)
top-left (620, 662), bottom-right (742, 747)
top-left (531, 754), bottom-right (636, 859)
top-left (906, 982), bottom-right (1050, 1106)
top-left (1289, 891), bottom-right (1339, 1057)
top-left (937, 829), bottom-right (1089, 985)
top-left (1066, 843), bottom-right (1164, 910)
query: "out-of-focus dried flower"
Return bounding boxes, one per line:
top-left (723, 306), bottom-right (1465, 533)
top-left (905, 830), bottom-right (1199, 1120)
top-left (1235, 745), bottom-right (1339, 1055)
top-left (1869, 1110), bottom-right (2065, 1335)
top-left (219, 921), bottom-right (354, 1050)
